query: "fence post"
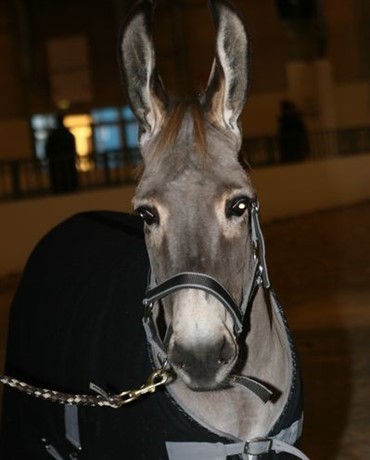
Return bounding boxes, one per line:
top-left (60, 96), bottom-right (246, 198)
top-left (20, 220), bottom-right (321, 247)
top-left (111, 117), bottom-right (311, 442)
top-left (267, 137), bottom-right (277, 165)
top-left (103, 152), bottom-right (111, 185)
top-left (11, 161), bottom-right (21, 198)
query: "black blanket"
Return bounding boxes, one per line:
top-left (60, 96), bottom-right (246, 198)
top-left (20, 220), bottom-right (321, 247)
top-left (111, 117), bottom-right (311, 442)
top-left (0, 212), bottom-right (236, 459)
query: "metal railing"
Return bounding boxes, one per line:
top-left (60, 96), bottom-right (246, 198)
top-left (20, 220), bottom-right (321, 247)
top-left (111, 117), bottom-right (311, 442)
top-left (242, 125), bottom-right (370, 167)
top-left (1, 126), bottom-right (370, 201)
top-left (0, 148), bottom-right (140, 201)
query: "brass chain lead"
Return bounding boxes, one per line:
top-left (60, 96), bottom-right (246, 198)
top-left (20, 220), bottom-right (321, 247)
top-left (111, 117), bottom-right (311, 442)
top-left (0, 368), bottom-right (172, 408)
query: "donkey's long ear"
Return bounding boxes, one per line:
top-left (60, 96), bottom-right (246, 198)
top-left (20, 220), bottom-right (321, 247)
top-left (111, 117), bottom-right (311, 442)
top-left (203, 0), bottom-right (250, 137)
top-left (119, 1), bottom-right (167, 144)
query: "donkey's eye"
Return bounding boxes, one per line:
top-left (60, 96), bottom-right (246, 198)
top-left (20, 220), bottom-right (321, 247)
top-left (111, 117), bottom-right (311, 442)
top-left (134, 206), bottom-right (159, 226)
top-left (226, 197), bottom-right (251, 218)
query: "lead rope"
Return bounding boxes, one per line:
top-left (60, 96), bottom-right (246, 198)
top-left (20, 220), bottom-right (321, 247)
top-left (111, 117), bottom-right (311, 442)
top-left (0, 367), bottom-right (171, 408)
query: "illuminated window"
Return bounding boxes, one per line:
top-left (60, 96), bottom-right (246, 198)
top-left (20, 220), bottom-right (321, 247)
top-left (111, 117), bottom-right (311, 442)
top-left (63, 114), bottom-right (93, 157)
top-left (31, 106), bottom-right (139, 169)
top-left (91, 107), bottom-right (122, 153)
top-left (91, 106), bottom-right (138, 152)
top-left (122, 106), bottom-right (138, 148)
top-left (31, 114), bottom-right (56, 159)
top-left (63, 114), bottom-right (93, 172)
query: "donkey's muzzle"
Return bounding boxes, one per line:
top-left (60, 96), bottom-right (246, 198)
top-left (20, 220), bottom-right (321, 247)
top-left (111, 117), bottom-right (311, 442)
top-left (169, 338), bottom-right (237, 390)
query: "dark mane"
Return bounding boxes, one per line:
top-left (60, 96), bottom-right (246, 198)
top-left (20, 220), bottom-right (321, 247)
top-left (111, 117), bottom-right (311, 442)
top-left (134, 100), bottom-right (208, 179)
top-left (152, 100), bottom-right (208, 157)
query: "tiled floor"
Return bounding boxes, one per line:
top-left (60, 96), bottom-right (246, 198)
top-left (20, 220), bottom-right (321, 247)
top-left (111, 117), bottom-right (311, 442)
top-left (1, 201), bottom-right (369, 458)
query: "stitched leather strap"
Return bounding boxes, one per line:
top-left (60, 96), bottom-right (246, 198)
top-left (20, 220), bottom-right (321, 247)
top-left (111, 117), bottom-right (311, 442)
top-left (143, 272), bottom-right (243, 335)
top-left (232, 376), bottom-right (273, 404)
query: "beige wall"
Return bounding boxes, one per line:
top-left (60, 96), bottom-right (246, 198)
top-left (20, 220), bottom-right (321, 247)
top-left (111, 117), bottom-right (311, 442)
top-left (243, 92), bottom-right (287, 137)
top-left (325, 0), bottom-right (361, 83)
top-left (0, 33), bottom-right (23, 118)
top-left (0, 119), bottom-right (33, 159)
top-left (253, 153), bottom-right (370, 220)
top-left (0, 185), bottom-right (136, 276)
top-left (334, 83), bottom-right (370, 127)
top-left (243, 79), bottom-right (370, 137)
top-left (1, 153), bottom-right (370, 276)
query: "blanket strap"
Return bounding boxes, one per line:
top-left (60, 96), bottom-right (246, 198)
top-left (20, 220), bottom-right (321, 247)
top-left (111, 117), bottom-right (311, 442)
top-left (166, 415), bottom-right (310, 460)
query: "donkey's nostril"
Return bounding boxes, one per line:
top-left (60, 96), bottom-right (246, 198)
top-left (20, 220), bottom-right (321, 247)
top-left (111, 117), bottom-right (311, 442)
top-left (169, 337), bottom-right (237, 390)
top-left (218, 338), bottom-right (235, 365)
top-left (170, 345), bottom-right (188, 370)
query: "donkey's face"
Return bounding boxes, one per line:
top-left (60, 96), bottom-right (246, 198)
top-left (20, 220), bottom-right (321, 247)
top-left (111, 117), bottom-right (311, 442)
top-left (120, 0), bottom-right (252, 391)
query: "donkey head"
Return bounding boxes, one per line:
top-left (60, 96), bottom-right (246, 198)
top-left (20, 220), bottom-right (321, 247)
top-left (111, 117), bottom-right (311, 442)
top-left (120, 0), bottom-right (254, 391)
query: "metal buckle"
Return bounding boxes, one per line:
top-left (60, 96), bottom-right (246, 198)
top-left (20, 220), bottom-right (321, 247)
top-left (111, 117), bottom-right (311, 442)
top-left (244, 438), bottom-right (273, 456)
top-left (116, 368), bottom-right (171, 404)
top-left (252, 199), bottom-right (260, 213)
top-left (143, 300), bottom-right (154, 319)
top-left (256, 264), bottom-right (264, 285)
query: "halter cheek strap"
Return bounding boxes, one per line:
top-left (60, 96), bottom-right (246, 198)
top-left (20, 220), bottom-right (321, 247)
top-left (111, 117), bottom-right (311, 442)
top-left (240, 200), bottom-right (270, 315)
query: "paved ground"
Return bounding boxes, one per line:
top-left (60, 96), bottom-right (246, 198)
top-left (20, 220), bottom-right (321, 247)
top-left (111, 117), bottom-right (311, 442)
top-left (1, 201), bottom-right (369, 458)
top-left (263, 201), bottom-right (370, 460)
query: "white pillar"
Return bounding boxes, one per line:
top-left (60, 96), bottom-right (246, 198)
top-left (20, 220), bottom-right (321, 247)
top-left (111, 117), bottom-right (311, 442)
top-left (313, 59), bottom-right (337, 129)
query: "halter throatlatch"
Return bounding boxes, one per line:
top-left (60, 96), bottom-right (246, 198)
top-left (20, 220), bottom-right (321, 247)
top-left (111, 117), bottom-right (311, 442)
top-left (142, 199), bottom-right (274, 403)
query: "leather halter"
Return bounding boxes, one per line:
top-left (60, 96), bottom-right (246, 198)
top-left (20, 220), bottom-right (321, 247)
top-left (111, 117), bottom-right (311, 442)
top-left (143, 200), bottom-right (269, 334)
top-left (142, 200), bottom-right (274, 403)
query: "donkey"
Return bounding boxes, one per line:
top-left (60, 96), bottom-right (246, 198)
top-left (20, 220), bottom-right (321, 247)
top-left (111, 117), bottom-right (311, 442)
top-left (1, 0), bottom-right (307, 459)
top-left (119, 0), bottom-right (307, 458)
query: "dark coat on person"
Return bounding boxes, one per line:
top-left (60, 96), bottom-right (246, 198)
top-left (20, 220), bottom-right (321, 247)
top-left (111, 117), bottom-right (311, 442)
top-left (45, 125), bottom-right (78, 193)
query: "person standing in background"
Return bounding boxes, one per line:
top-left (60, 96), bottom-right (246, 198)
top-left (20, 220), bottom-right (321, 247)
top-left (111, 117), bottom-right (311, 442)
top-left (278, 100), bottom-right (309, 163)
top-left (45, 114), bottom-right (78, 193)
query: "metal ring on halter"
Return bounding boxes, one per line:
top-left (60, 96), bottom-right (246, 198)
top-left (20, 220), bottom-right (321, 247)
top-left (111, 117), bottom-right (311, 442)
top-left (143, 301), bottom-right (154, 319)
